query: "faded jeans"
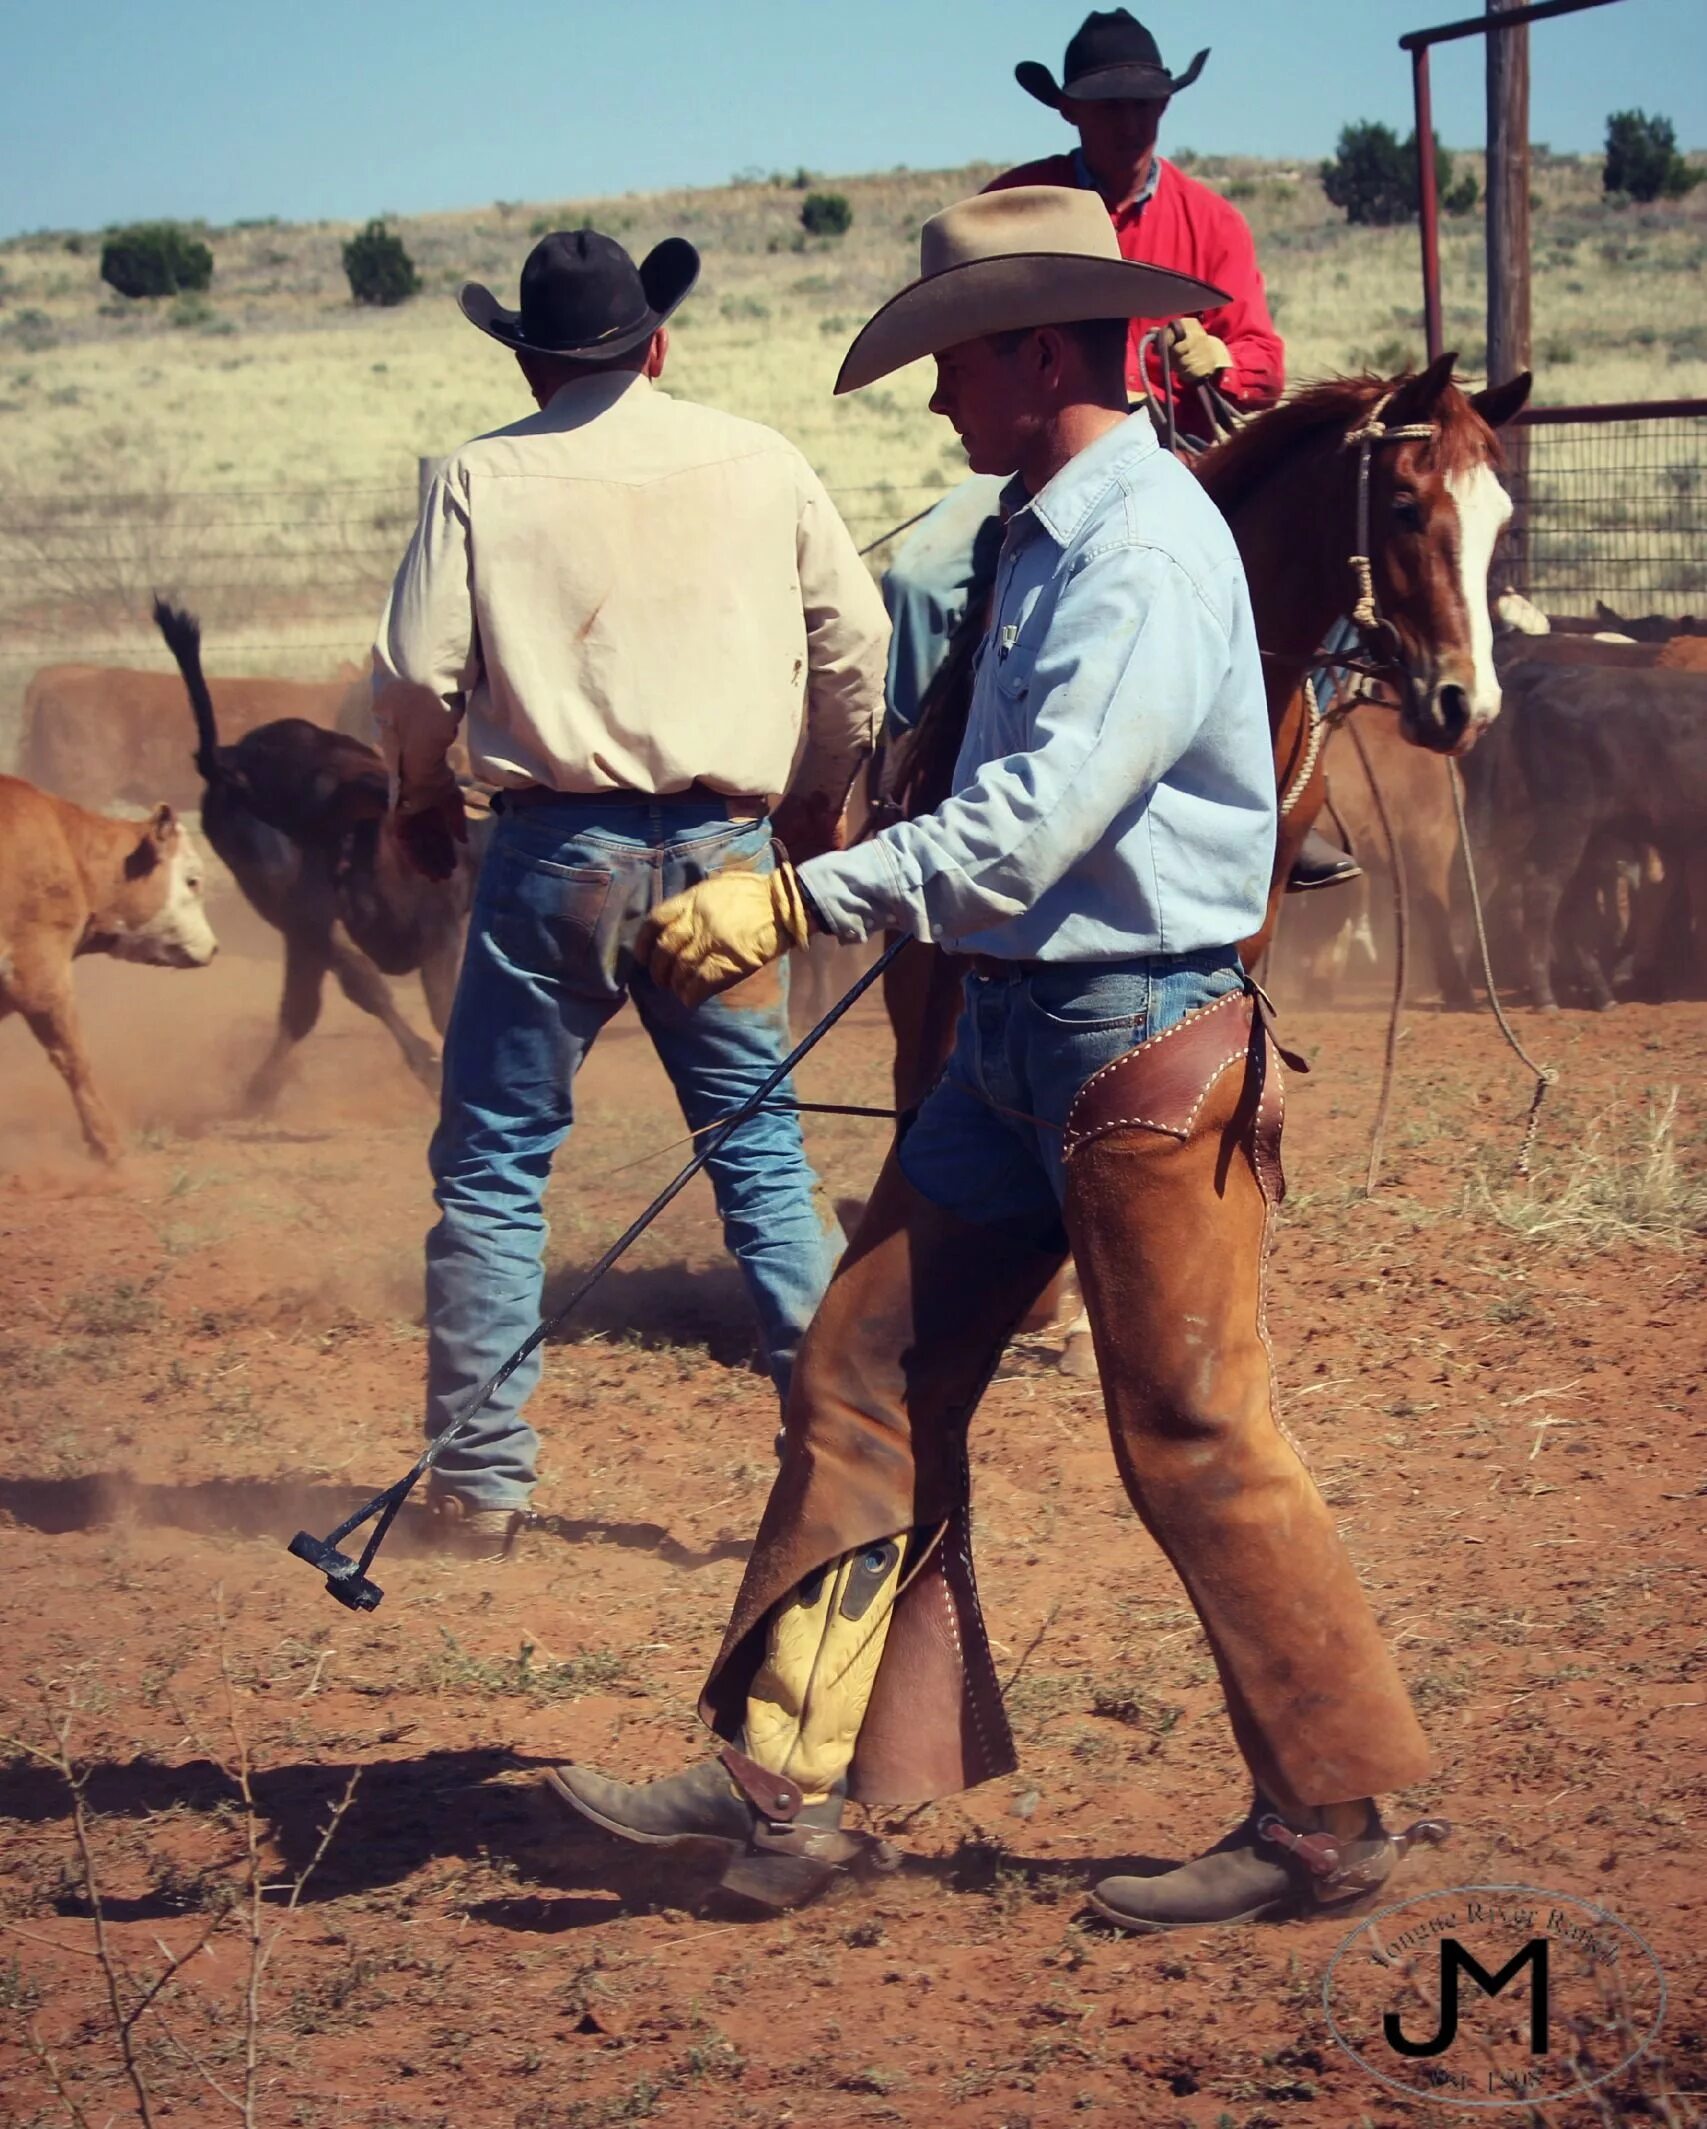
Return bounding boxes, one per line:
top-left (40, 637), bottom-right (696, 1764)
top-left (900, 951), bottom-right (1248, 1236)
top-left (425, 795), bottom-right (840, 1509)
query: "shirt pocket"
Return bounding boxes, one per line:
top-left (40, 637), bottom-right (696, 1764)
top-left (975, 626), bottom-right (1042, 760)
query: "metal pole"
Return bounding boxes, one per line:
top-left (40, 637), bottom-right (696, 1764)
top-left (1487, 0), bottom-right (1534, 582)
top-left (1413, 46), bottom-right (1444, 363)
top-left (1400, 0), bottom-right (1626, 52)
top-left (416, 455), bottom-right (446, 513)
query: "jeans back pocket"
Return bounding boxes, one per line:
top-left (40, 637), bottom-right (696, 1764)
top-left (481, 845), bottom-right (617, 988)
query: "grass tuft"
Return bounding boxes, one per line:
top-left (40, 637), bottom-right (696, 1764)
top-left (1465, 1089), bottom-right (1706, 1252)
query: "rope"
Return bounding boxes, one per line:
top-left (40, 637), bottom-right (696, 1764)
top-left (1449, 763), bottom-right (1553, 1175)
top-left (1343, 394), bottom-right (1435, 636)
top-left (1278, 678), bottom-right (1324, 819)
top-left (1346, 714), bottom-right (1408, 1197)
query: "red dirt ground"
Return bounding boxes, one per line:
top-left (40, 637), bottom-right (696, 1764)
top-left (1, 944), bottom-right (1703, 2129)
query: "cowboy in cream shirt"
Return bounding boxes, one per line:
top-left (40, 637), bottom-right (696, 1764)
top-left (373, 227), bottom-right (888, 1559)
top-left (375, 356), bottom-right (884, 823)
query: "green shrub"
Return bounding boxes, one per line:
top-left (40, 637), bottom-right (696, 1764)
top-left (99, 222), bottom-right (213, 300)
top-left (1603, 110), bottom-right (1700, 202)
top-left (342, 219), bottom-right (421, 307)
top-left (800, 191), bottom-right (853, 239)
top-left (1321, 122), bottom-right (1476, 226)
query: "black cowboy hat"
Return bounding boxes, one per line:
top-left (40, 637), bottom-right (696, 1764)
top-left (1016, 8), bottom-right (1208, 108)
top-left (459, 228), bottom-right (699, 358)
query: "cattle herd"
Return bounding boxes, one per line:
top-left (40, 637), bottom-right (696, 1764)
top-left (1278, 595), bottom-right (1707, 1018)
top-left (2, 584), bottom-right (1705, 1161)
top-left (3, 605), bottom-right (477, 1156)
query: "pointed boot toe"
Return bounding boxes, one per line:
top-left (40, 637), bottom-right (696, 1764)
top-left (1091, 1805), bottom-right (1449, 1935)
top-left (543, 1760), bottom-right (755, 1849)
top-left (544, 1757), bottom-right (884, 1913)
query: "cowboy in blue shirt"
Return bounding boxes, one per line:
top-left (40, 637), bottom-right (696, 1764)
top-left (545, 189), bottom-right (1440, 1935)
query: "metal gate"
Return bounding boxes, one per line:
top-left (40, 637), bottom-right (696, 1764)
top-left (1506, 398), bottom-right (1707, 617)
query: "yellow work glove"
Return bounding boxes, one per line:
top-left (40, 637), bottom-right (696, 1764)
top-left (1172, 316), bottom-right (1232, 382)
top-left (639, 865), bottom-right (814, 1008)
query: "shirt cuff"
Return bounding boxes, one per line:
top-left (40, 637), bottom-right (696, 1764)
top-left (798, 837), bottom-right (915, 944)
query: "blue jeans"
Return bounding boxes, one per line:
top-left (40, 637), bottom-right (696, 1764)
top-left (425, 796), bottom-right (840, 1509)
top-left (900, 951), bottom-right (1247, 1237)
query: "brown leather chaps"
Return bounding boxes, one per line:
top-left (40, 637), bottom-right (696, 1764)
top-left (700, 990), bottom-right (1430, 1813)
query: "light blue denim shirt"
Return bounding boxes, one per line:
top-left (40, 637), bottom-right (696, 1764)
top-left (801, 413), bottom-right (1277, 961)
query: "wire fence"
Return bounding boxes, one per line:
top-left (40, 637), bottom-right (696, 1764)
top-left (5, 404), bottom-right (1704, 765)
top-left (0, 474), bottom-right (948, 766)
top-left (1506, 402), bottom-right (1707, 618)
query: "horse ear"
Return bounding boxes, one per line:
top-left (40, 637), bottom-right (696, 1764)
top-left (1470, 371), bottom-right (1533, 430)
top-left (1386, 349), bottom-right (1459, 423)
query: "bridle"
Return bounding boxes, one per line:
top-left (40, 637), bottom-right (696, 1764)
top-left (1338, 391), bottom-right (1438, 676)
top-left (1273, 393), bottom-right (1437, 817)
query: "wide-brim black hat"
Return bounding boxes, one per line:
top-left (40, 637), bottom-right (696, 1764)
top-left (459, 229), bottom-right (699, 358)
top-left (1017, 7), bottom-right (1208, 108)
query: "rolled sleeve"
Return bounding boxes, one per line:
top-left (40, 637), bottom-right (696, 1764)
top-left (371, 466), bottom-right (479, 809)
top-left (801, 543), bottom-right (1227, 944)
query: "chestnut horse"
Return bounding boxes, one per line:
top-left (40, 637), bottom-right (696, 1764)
top-left (881, 353), bottom-right (1533, 1120)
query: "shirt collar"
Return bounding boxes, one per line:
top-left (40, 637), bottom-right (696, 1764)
top-left (1072, 147), bottom-right (1164, 214)
top-left (1002, 413), bottom-right (1159, 550)
top-left (542, 370), bottom-right (651, 421)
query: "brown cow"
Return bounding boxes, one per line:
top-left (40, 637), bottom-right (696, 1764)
top-left (0, 775), bottom-right (218, 1161)
top-left (22, 663), bottom-right (369, 814)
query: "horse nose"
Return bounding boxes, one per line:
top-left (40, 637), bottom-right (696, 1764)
top-left (1430, 681), bottom-right (1471, 750)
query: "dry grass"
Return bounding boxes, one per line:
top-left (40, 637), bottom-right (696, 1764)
top-left (3, 153), bottom-right (1703, 501)
top-left (1, 150), bottom-right (1703, 754)
top-left (1466, 1086), bottom-right (1707, 1251)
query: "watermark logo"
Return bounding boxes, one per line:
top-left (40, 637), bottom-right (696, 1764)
top-left (1324, 1884), bottom-right (1665, 2108)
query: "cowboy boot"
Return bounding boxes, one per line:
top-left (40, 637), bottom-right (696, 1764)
top-left (547, 1539), bottom-right (907, 1909)
top-left (424, 1480), bottom-right (527, 1561)
top-left (1091, 1798), bottom-right (1451, 1933)
top-left (543, 1755), bottom-right (881, 1910)
top-left (1286, 825), bottom-right (1362, 893)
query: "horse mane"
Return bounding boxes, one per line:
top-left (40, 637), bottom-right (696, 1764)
top-left (1196, 370), bottom-right (1501, 511)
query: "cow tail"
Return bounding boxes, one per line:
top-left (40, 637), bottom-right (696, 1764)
top-left (151, 596), bottom-right (224, 788)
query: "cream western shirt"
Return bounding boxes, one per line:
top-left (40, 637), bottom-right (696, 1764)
top-left (372, 371), bottom-right (888, 809)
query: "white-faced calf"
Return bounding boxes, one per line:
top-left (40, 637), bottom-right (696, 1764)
top-left (0, 773), bottom-right (217, 1161)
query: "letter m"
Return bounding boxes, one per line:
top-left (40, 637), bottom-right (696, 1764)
top-left (1386, 1937), bottom-right (1550, 2058)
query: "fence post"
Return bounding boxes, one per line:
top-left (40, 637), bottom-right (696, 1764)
top-left (1487, 0), bottom-right (1533, 587)
top-left (417, 456), bottom-right (447, 514)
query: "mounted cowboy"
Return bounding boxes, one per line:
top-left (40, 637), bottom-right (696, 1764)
top-left (995, 5), bottom-right (1283, 440)
top-left (884, 6), bottom-right (1354, 891)
top-left (544, 187), bottom-right (1444, 1932)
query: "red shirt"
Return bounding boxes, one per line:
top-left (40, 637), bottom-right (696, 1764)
top-left (985, 155), bottom-right (1285, 437)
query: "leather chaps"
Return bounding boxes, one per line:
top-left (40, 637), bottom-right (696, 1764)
top-left (701, 989), bottom-right (1430, 1811)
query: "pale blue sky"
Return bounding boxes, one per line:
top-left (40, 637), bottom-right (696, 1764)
top-left (5, 0), bottom-right (1704, 235)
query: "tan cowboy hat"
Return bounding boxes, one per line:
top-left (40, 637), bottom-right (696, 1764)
top-left (834, 187), bottom-right (1227, 395)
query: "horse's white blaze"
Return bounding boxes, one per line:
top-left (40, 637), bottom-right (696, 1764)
top-left (1448, 463), bottom-right (1513, 727)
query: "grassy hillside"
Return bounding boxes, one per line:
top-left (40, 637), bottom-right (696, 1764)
top-left (1, 150), bottom-right (1703, 752)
